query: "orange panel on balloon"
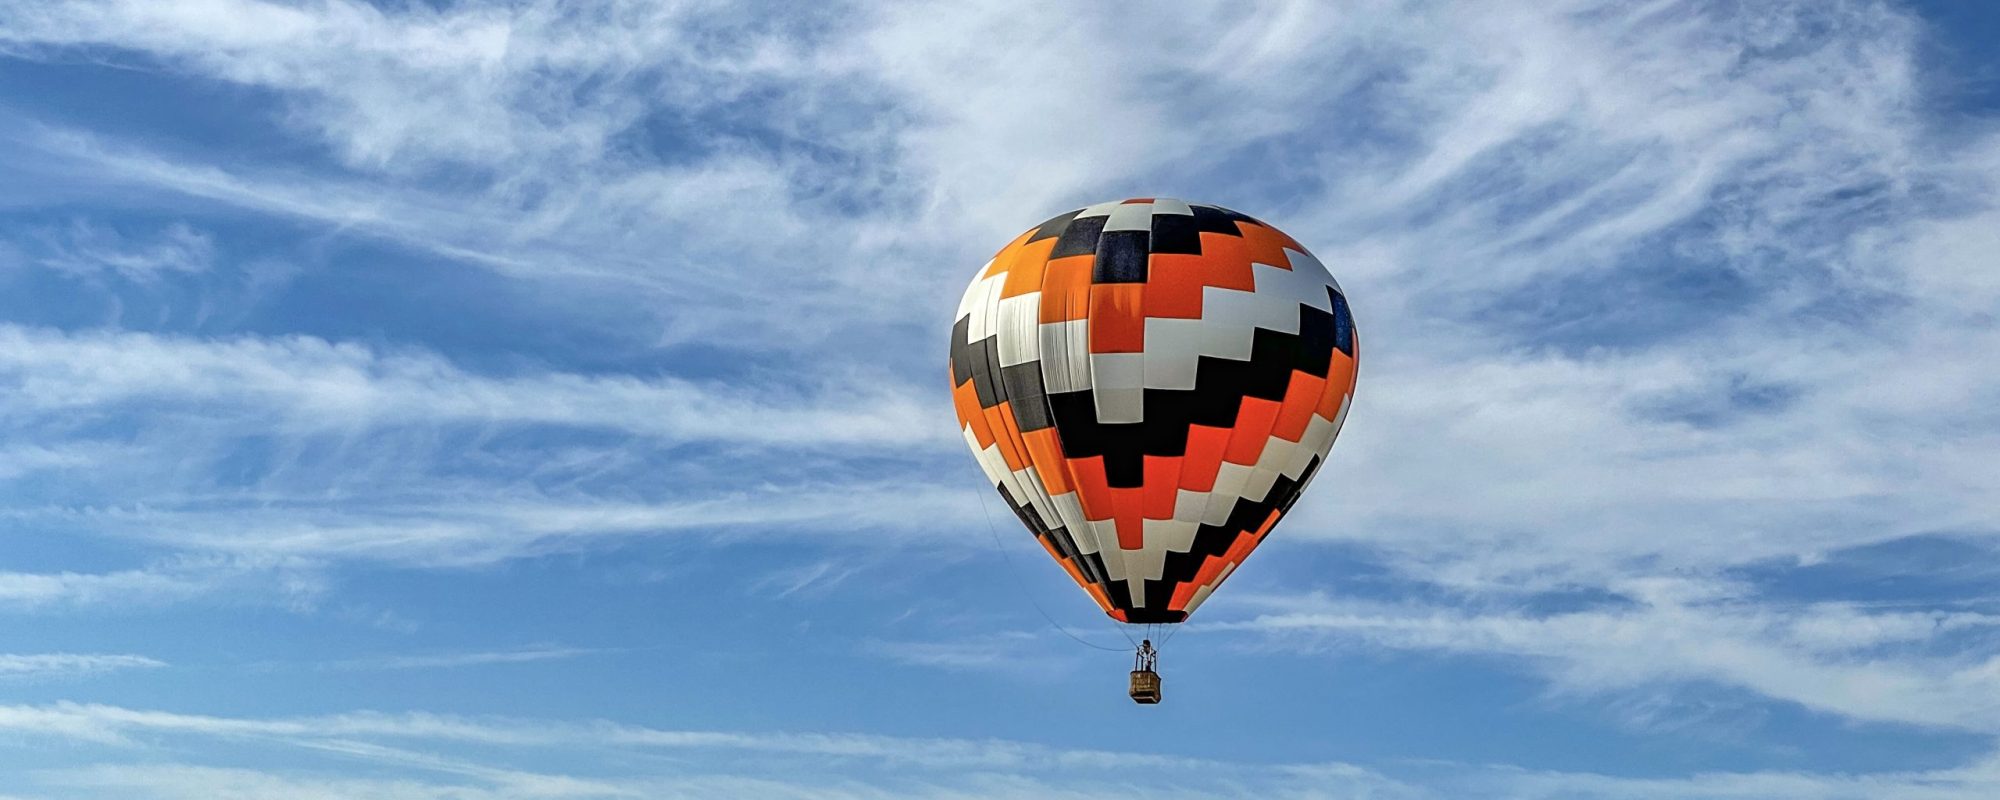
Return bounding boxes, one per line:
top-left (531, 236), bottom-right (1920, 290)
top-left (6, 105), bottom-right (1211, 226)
top-left (1021, 428), bottom-right (1071, 494)
top-left (1180, 425), bottom-right (1232, 492)
top-left (1111, 487), bottom-right (1145, 549)
top-left (1066, 456), bottom-right (1115, 521)
top-left (1087, 283), bottom-right (1146, 353)
top-left (1037, 256), bottom-right (1095, 323)
top-left (1143, 254), bottom-right (1212, 319)
top-left (1239, 222), bottom-right (1299, 269)
top-left (1193, 232), bottom-right (1257, 290)
top-left (1141, 456), bottom-right (1182, 519)
top-left (1272, 371), bottom-right (1328, 443)
top-left (953, 380), bottom-right (995, 449)
top-left (1224, 397), bottom-right (1283, 465)
top-left (980, 404), bottom-right (1028, 471)
top-left (1000, 237), bottom-right (1056, 298)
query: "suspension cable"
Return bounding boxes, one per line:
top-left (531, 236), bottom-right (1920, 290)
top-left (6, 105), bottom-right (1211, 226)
top-left (969, 481), bottom-right (1130, 652)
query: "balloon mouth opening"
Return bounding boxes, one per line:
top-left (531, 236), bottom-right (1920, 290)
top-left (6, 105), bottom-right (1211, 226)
top-left (1112, 609), bottom-right (1189, 624)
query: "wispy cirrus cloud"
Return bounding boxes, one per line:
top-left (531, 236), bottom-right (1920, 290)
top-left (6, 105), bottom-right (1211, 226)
top-left (861, 631), bottom-right (1076, 674)
top-left (0, 558), bottom-right (323, 611)
top-left (1211, 583), bottom-right (2000, 732)
top-left (0, 700), bottom-right (1271, 772)
top-left (0, 653), bottom-right (164, 679)
top-left (0, 323), bottom-right (966, 568)
top-left (325, 646), bottom-right (610, 671)
top-left (0, 324), bottom-right (947, 449)
top-left (8, 478), bottom-right (980, 568)
top-left (0, 443), bottom-right (109, 480)
top-left (5, 700), bottom-right (2000, 799)
top-left (12, 220), bottom-right (213, 281)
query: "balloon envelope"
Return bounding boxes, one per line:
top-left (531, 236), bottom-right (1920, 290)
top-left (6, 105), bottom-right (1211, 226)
top-left (950, 198), bottom-right (1357, 623)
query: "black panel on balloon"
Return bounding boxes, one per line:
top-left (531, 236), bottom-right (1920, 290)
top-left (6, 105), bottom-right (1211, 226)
top-left (1000, 362), bottom-right (1053, 431)
top-left (1295, 304), bottom-right (1335, 377)
top-left (1027, 209), bottom-right (1082, 243)
top-left (1190, 205), bottom-right (1245, 236)
top-left (948, 316), bottom-right (974, 386)
top-left (1050, 215), bottom-right (1108, 259)
top-left (1149, 212), bottom-right (1203, 255)
top-left (958, 334), bottom-right (1003, 408)
top-left (1092, 230), bottom-right (1150, 283)
top-left (1330, 288), bottom-right (1354, 356)
top-left (1104, 450), bottom-right (1144, 489)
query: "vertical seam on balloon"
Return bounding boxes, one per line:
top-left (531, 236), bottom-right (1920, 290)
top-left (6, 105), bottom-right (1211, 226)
top-left (982, 268), bottom-right (1044, 541)
top-left (1050, 262), bottom-right (1112, 600)
top-left (1011, 279), bottom-right (1081, 582)
top-left (1038, 253), bottom-right (1112, 606)
top-left (979, 276), bottom-right (1043, 545)
top-left (1056, 276), bottom-right (1104, 556)
top-left (1056, 272), bottom-right (1112, 578)
top-left (1084, 263), bottom-right (1141, 611)
top-left (987, 265), bottom-right (1074, 588)
top-left (951, 273), bottom-right (1007, 498)
top-left (1141, 257), bottom-right (1188, 615)
top-left (1035, 273), bottom-right (1083, 540)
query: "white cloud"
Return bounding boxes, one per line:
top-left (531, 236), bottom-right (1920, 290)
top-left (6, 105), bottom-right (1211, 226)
top-left (0, 0), bottom-right (916, 350)
top-left (0, 0), bottom-right (710, 174)
top-left (20, 220), bottom-right (214, 281)
top-left (6, 701), bottom-right (2000, 799)
top-left (1212, 588), bottom-right (2000, 732)
top-left (1473, 754), bottom-right (2000, 800)
top-left (326, 646), bottom-right (608, 671)
top-left (0, 323), bottom-right (974, 567)
top-left (0, 443), bottom-right (108, 479)
top-left (0, 558), bottom-right (321, 611)
top-left (0, 324), bottom-right (947, 449)
top-left (861, 631), bottom-right (1074, 673)
top-left (46, 764), bottom-right (528, 800)
top-left (46, 762), bottom-right (637, 800)
top-left (37, 761), bottom-right (1403, 800)
top-left (4, 478), bottom-right (982, 568)
top-left (0, 653), bottom-right (165, 679)
top-left (0, 700), bottom-right (1302, 773)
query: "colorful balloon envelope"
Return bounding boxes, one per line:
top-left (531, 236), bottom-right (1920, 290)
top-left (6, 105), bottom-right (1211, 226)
top-left (950, 198), bottom-right (1357, 624)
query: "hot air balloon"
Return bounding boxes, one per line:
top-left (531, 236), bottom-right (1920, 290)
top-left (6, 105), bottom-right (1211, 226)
top-left (948, 198), bottom-right (1358, 703)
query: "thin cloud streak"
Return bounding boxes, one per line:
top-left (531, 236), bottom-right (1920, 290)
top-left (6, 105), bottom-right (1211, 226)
top-left (0, 324), bottom-right (949, 449)
top-left (0, 558), bottom-right (324, 611)
top-left (1211, 588), bottom-right (2000, 732)
top-left (0, 653), bottom-right (165, 678)
top-left (325, 646), bottom-right (610, 671)
top-left (3, 701), bottom-right (1998, 799)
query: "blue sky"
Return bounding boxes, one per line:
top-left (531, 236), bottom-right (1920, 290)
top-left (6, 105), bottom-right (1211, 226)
top-left (0, 0), bottom-right (1996, 797)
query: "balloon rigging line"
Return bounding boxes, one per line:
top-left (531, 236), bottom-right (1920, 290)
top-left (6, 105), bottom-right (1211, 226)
top-left (969, 479), bottom-right (1134, 652)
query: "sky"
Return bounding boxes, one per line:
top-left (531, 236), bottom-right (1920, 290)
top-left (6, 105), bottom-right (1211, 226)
top-left (0, 0), bottom-right (1996, 797)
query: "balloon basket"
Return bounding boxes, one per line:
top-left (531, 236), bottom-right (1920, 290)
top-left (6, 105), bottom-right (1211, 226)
top-left (1129, 670), bottom-right (1162, 704)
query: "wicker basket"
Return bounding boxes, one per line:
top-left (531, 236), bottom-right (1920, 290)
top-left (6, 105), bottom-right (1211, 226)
top-left (1129, 670), bottom-right (1162, 704)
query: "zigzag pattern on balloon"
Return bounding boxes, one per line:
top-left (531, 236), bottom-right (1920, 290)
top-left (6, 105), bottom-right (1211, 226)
top-left (950, 198), bottom-right (1357, 624)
